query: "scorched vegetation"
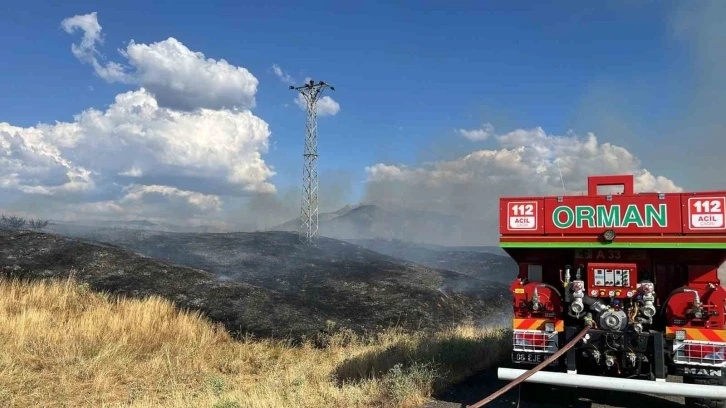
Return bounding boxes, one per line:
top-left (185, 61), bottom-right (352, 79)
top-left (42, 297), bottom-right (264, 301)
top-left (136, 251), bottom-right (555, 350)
top-left (20, 227), bottom-right (510, 338)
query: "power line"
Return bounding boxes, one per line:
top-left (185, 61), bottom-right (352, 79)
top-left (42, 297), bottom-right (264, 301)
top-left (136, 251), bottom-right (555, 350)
top-left (289, 79), bottom-right (335, 245)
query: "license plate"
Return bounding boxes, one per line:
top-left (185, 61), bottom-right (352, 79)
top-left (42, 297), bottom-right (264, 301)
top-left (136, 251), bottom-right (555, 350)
top-left (512, 352), bottom-right (548, 364)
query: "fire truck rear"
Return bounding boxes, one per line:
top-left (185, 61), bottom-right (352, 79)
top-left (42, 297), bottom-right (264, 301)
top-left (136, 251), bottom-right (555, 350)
top-left (497, 175), bottom-right (726, 407)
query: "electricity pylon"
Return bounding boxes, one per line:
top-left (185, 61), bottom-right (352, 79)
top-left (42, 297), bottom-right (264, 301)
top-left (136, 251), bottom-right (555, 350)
top-left (289, 79), bottom-right (335, 245)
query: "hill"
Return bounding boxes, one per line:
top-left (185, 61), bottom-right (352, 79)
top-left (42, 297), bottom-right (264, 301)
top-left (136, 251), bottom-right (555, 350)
top-left (273, 204), bottom-right (363, 232)
top-left (10, 227), bottom-right (511, 339)
top-left (344, 238), bottom-right (518, 284)
top-left (0, 229), bottom-right (325, 339)
top-left (271, 204), bottom-right (494, 247)
top-left (49, 218), bottom-right (229, 233)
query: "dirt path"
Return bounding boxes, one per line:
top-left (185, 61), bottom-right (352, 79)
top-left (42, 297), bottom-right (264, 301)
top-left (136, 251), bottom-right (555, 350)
top-left (423, 370), bottom-right (686, 408)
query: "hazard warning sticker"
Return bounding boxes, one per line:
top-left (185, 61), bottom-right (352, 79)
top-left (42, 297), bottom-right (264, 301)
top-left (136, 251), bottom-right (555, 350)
top-left (507, 201), bottom-right (538, 230)
top-left (688, 197), bottom-right (726, 230)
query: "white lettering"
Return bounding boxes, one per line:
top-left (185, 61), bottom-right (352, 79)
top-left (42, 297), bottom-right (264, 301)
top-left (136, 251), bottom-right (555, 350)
top-left (684, 367), bottom-right (722, 377)
top-left (689, 197), bottom-right (726, 230)
top-left (512, 204), bottom-right (534, 216)
top-left (694, 200), bottom-right (722, 213)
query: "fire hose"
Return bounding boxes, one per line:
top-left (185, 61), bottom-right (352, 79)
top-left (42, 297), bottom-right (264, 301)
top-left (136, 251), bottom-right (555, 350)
top-left (466, 324), bottom-right (591, 408)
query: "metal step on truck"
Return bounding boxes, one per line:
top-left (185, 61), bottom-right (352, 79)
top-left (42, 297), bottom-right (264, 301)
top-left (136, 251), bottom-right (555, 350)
top-left (497, 174), bottom-right (726, 408)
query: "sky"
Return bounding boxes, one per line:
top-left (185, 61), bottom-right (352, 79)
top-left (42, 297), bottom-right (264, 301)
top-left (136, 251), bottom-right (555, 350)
top-left (0, 0), bottom-right (724, 236)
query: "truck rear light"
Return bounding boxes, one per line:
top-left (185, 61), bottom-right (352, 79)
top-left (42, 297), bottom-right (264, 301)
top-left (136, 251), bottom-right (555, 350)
top-left (685, 344), bottom-right (726, 361)
top-left (515, 332), bottom-right (547, 347)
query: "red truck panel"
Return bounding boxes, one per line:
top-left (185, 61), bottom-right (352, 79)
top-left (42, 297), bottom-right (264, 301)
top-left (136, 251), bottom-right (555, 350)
top-left (543, 194), bottom-right (682, 235)
top-left (498, 175), bottom-right (726, 244)
top-left (499, 194), bottom-right (683, 236)
top-left (681, 192), bottom-right (726, 234)
top-left (499, 198), bottom-right (544, 235)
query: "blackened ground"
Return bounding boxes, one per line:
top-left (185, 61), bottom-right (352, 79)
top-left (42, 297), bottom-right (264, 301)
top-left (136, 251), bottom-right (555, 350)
top-left (3, 228), bottom-right (512, 340)
top-left (0, 229), bottom-right (326, 339)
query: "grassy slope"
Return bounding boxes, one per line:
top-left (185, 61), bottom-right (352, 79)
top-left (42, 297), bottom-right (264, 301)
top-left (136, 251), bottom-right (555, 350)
top-left (0, 277), bottom-right (511, 408)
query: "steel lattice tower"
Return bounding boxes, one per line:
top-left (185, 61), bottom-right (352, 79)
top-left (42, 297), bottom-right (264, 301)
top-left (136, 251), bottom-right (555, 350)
top-left (290, 79), bottom-right (335, 245)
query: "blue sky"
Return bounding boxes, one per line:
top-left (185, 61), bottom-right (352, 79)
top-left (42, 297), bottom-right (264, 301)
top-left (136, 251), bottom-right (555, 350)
top-left (0, 1), bottom-right (722, 230)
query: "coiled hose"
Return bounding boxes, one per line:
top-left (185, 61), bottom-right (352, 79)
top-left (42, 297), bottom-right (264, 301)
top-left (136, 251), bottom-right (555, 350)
top-left (466, 324), bottom-right (591, 408)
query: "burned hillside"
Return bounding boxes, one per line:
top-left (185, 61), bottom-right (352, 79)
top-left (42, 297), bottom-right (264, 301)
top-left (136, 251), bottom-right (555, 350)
top-left (1, 228), bottom-right (511, 340)
top-left (344, 238), bottom-right (518, 284)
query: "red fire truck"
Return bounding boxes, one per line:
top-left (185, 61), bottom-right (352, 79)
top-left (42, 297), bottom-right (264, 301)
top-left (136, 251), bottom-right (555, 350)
top-left (497, 174), bottom-right (726, 407)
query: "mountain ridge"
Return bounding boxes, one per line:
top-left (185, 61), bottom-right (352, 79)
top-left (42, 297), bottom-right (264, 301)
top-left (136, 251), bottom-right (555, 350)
top-left (270, 203), bottom-right (492, 247)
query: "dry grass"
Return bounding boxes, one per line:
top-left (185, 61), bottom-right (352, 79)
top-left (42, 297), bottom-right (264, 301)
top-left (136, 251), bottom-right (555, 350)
top-left (0, 275), bottom-right (511, 408)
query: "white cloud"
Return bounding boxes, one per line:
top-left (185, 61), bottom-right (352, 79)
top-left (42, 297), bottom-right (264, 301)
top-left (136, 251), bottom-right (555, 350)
top-left (0, 121), bottom-right (96, 197)
top-left (60, 12), bottom-right (134, 84)
top-left (0, 12), bottom-right (297, 230)
top-left (60, 12), bottom-right (102, 56)
top-left (272, 64), bottom-right (294, 85)
top-left (0, 11), bottom-right (282, 228)
top-left (120, 184), bottom-right (222, 212)
top-left (316, 96), bottom-right (341, 116)
top-left (458, 123), bottom-right (495, 141)
top-left (367, 127), bottom-right (681, 194)
top-left (62, 12), bottom-right (258, 111)
top-left (294, 93), bottom-right (340, 117)
top-left (0, 88), bottom-right (275, 197)
top-left (118, 166), bottom-right (143, 177)
top-left (53, 184), bottom-right (222, 225)
top-left (364, 127), bottom-right (681, 244)
top-left (0, 85), bottom-right (276, 225)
